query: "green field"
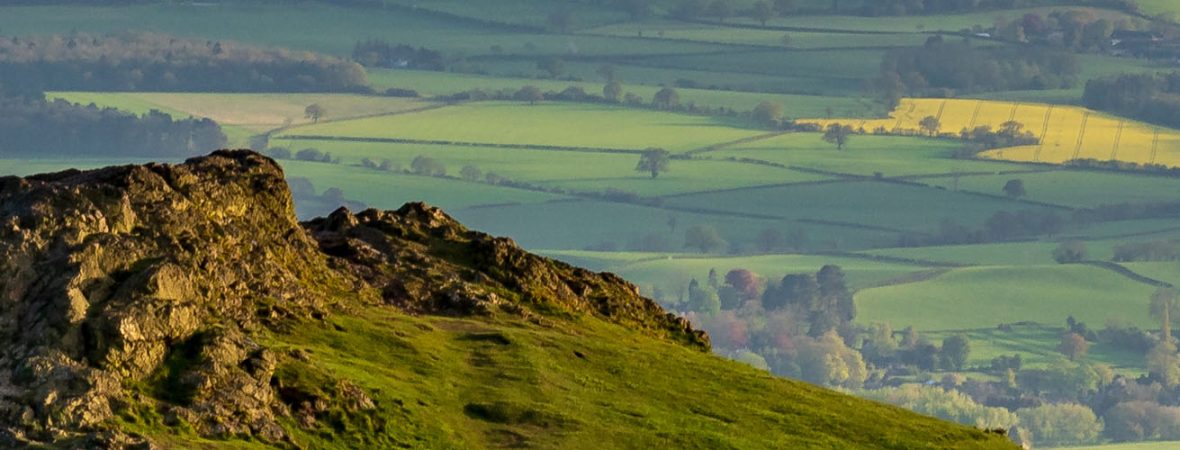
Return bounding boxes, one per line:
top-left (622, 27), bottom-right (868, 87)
top-left (729, 7), bottom-right (1139, 33)
top-left (275, 139), bottom-right (827, 197)
top-left (856, 265), bottom-right (1159, 331)
top-left (587, 21), bottom-right (930, 49)
top-left (709, 132), bottom-right (1029, 177)
top-left (921, 171), bottom-right (1180, 208)
top-left (663, 181), bottom-right (1046, 232)
top-left (541, 250), bottom-right (932, 293)
top-left (277, 102), bottom-right (763, 152)
top-left (368, 69), bottom-right (880, 116)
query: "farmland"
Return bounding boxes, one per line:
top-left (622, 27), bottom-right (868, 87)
top-left (8, 0), bottom-right (1180, 446)
top-left (804, 98), bottom-right (1180, 167)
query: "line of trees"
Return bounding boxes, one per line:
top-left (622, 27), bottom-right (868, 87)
top-left (0, 32), bottom-right (369, 94)
top-left (1083, 73), bottom-right (1180, 130)
top-left (876, 37), bottom-right (1079, 105)
top-left (0, 96), bottom-right (225, 158)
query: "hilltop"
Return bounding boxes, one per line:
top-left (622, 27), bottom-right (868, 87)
top-left (0, 150), bottom-right (1015, 448)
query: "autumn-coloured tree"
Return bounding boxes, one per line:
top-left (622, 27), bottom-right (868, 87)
top-left (1057, 333), bottom-right (1090, 361)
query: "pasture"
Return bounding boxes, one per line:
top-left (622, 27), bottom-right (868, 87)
top-left (855, 264), bottom-right (1159, 331)
top-left (276, 102), bottom-right (763, 152)
top-left (920, 170), bottom-right (1180, 208)
top-left (662, 180), bottom-right (1049, 233)
top-left (805, 98), bottom-right (1180, 167)
top-left (367, 70), bottom-right (879, 116)
top-left (453, 199), bottom-right (902, 252)
top-left (707, 132), bottom-right (1029, 177)
top-left (272, 139), bottom-right (828, 197)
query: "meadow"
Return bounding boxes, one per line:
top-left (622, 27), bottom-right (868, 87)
top-left (276, 102), bottom-right (764, 152)
top-left (366, 69), bottom-right (879, 116)
top-left (856, 264), bottom-right (1160, 331)
top-left (662, 180), bottom-right (1052, 233)
top-left (272, 139), bottom-right (829, 197)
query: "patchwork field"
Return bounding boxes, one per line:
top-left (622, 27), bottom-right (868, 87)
top-left (803, 98), bottom-right (1180, 167)
top-left (276, 102), bottom-right (763, 152)
top-left (856, 264), bottom-right (1160, 331)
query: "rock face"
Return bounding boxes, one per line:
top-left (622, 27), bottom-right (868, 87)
top-left (0, 150), bottom-right (706, 447)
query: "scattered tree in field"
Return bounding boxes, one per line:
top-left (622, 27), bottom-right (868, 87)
top-left (919, 115), bottom-right (941, 136)
top-left (652, 87), bottom-right (680, 109)
top-left (684, 225), bottom-right (727, 253)
top-left (706, 0), bottom-right (732, 22)
top-left (823, 123), bottom-right (853, 150)
top-left (603, 81), bottom-right (623, 102)
top-left (756, 228), bottom-right (785, 252)
top-left (1057, 333), bottom-right (1090, 361)
top-left (1053, 240), bottom-right (1088, 264)
top-left (537, 57), bottom-right (565, 78)
top-left (749, 1), bottom-right (774, 25)
top-left (410, 155), bottom-right (446, 176)
top-left (460, 165), bottom-right (482, 181)
top-left (1152, 287), bottom-right (1179, 343)
top-left (940, 334), bottom-right (970, 370)
top-left (596, 64), bottom-right (618, 82)
top-left (667, 215), bottom-right (678, 233)
top-left (1002, 179), bottom-right (1026, 199)
top-left (752, 101), bottom-right (784, 127)
top-left (514, 85), bottom-right (544, 105)
top-left (304, 104), bottom-right (326, 123)
top-left (780, 33), bottom-right (792, 47)
top-left (635, 148), bottom-right (671, 178)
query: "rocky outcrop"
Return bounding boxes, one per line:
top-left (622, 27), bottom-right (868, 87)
top-left (0, 150), bottom-right (706, 447)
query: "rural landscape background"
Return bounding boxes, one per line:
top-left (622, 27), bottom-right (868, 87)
top-left (4, 0), bottom-right (1180, 447)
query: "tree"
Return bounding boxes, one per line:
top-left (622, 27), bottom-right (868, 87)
top-left (1053, 240), bottom-right (1087, 264)
top-left (749, 1), bottom-right (774, 26)
top-left (304, 104), bottom-right (326, 123)
top-left (1057, 333), bottom-right (1090, 361)
top-left (822, 123), bottom-right (853, 150)
top-left (596, 64), bottom-right (618, 82)
top-left (1015, 403), bottom-right (1103, 447)
top-left (460, 165), bottom-right (482, 181)
top-left (684, 225), bottom-right (726, 253)
top-left (686, 280), bottom-right (721, 314)
top-left (725, 269), bottom-right (761, 302)
top-left (410, 155), bottom-right (446, 176)
top-left (919, 115), bottom-right (941, 136)
top-left (797, 330), bottom-right (867, 388)
top-left (635, 148), bottom-right (671, 179)
top-left (603, 81), bottom-right (623, 103)
top-left (756, 228), bottom-right (785, 252)
top-left (1149, 340), bottom-right (1180, 387)
top-left (940, 334), bottom-right (971, 370)
top-left (514, 85), bottom-right (544, 105)
top-left (705, 0), bottom-right (732, 23)
top-left (537, 57), bottom-right (565, 78)
top-left (652, 87), bottom-right (680, 109)
top-left (752, 101), bottom-right (784, 127)
top-left (1002, 178), bottom-right (1026, 199)
top-left (1152, 288), bottom-right (1179, 343)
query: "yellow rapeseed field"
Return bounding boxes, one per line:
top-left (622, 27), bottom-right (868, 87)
top-left (802, 98), bottom-right (1180, 167)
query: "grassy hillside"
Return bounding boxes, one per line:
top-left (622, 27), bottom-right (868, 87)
top-left (130, 304), bottom-right (1014, 449)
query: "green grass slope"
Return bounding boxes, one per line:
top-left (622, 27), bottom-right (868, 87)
top-left (131, 304), bottom-right (1016, 449)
